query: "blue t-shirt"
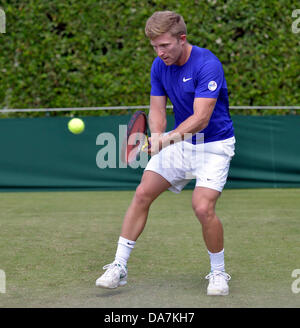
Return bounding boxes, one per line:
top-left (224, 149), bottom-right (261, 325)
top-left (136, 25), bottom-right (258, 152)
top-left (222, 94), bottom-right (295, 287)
top-left (150, 45), bottom-right (234, 143)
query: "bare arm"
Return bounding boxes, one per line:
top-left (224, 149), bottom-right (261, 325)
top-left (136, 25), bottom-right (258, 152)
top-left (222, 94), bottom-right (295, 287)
top-left (167, 97), bottom-right (216, 139)
top-left (152, 97), bottom-right (217, 153)
top-left (148, 95), bottom-right (167, 134)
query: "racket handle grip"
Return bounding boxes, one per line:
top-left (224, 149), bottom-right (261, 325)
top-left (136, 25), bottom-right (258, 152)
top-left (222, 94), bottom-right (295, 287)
top-left (141, 140), bottom-right (149, 151)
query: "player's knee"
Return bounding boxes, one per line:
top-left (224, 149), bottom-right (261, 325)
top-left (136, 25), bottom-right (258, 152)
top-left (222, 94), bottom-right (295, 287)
top-left (192, 202), bottom-right (214, 225)
top-left (134, 184), bottom-right (154, 206)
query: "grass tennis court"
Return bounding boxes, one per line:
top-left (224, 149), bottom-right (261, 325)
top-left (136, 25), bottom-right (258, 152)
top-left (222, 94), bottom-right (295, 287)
top-left (0, 188), bottom-right (299, 308)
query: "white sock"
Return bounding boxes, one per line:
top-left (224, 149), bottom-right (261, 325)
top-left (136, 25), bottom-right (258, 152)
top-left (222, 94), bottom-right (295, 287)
top-left (115, 236), bottom-right (136, 266)
top-left (208, 248), bottom-right (225, 272)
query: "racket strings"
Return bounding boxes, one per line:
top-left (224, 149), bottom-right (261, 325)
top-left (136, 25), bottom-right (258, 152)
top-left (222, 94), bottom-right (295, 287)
top-left (121, 111), bottom-right (148, 164)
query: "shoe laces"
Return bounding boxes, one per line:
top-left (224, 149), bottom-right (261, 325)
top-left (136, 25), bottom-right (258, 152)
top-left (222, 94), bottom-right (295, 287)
top-left (205, 270), bottom-right (231, 282)
top-left (103, 261), bottom-right (127, 273)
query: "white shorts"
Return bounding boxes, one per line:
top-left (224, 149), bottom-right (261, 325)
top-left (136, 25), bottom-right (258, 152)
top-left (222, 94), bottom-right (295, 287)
top-left (145, 136), bottom-right (235, 193)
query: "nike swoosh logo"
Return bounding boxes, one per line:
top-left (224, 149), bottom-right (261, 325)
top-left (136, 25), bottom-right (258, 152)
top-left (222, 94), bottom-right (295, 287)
top-left (183, 77), bottom-right (192, 82)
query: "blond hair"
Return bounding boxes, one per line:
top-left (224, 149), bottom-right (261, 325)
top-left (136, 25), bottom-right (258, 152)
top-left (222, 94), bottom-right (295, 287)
top-left (145, 11), bottom-right (187, 40)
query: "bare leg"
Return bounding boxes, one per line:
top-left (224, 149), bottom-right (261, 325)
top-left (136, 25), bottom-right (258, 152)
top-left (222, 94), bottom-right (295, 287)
top-left (120, 170), bottom-right (171, 241)
top-left (192, 187), bottom-right (223, 253)
top-left (95, 171), bottom-right (171, 289)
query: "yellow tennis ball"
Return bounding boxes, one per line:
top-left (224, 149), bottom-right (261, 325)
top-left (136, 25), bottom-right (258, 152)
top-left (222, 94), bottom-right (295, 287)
top-left (68, 118), bottom-right (85, 134)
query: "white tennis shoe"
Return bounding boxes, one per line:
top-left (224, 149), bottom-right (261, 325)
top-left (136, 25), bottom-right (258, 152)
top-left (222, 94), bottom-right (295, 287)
top-left (205, 270), bottom-right (231, 296)
top-left (95, 261), bottom-right (128, 289)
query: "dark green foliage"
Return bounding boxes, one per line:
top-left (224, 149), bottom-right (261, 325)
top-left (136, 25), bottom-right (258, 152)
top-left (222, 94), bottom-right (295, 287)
top-left (0, 0), bottom-right (299, 117)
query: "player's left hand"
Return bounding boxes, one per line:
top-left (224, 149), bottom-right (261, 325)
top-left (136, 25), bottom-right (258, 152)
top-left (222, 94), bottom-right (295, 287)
top-left (148, 133), bottom-right (163, 155)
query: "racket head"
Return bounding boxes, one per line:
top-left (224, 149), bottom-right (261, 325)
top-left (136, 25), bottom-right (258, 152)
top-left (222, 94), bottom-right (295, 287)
top-left (121, 111), bottom-right (148, 164)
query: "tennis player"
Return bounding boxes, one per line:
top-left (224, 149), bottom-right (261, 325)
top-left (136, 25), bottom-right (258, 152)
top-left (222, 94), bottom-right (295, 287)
top-left (96, 11), bottom-right (235, 296)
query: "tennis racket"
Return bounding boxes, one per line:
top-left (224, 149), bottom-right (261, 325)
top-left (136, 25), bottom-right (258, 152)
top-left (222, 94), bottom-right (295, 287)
top-left (121, 111), bottom-right (149, 164)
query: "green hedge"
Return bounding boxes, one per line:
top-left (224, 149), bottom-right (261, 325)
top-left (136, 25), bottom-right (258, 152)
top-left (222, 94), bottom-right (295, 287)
top-left (0, 0), bottom-right (299, 117)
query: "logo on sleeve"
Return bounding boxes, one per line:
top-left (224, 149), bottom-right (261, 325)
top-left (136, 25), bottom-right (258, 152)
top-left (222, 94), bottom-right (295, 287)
top-left (208, 81), bottom-right (217, 91)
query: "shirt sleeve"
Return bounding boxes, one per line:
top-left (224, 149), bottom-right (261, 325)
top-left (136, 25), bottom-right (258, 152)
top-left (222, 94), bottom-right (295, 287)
top-left (194, 59), bottom-right (224, 99)
top-left (150, 59), bottom-right (166, 96)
